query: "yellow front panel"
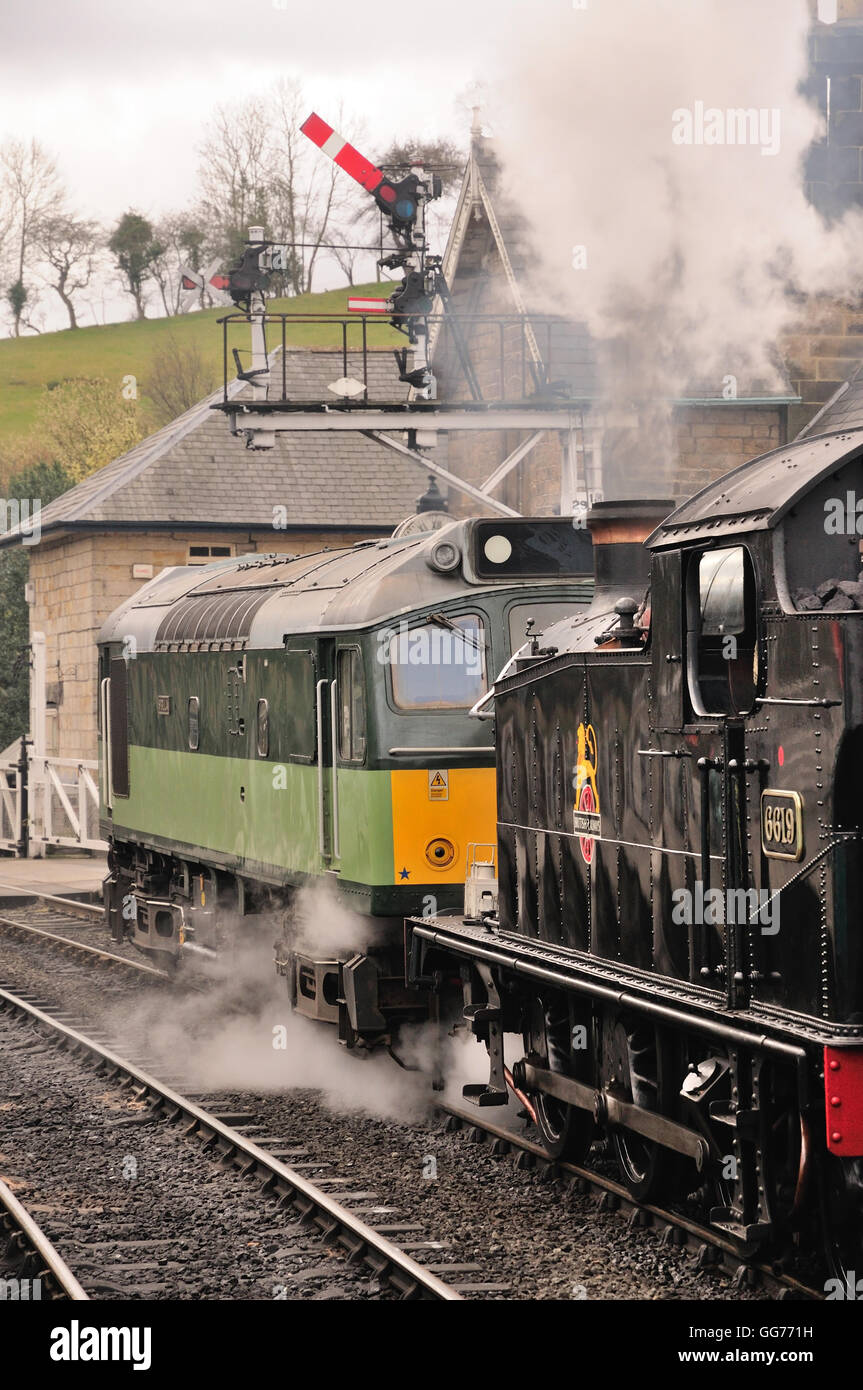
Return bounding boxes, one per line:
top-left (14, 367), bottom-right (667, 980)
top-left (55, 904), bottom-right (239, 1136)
top-left (390, 766), bottom-right (496, 885)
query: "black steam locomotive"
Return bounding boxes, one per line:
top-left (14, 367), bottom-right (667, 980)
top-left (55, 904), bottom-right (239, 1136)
top-left (407, 410), bottom-right (863, 1278)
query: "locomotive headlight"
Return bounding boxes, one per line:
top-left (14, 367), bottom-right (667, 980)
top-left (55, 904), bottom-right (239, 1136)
top-left (426, 539), bottom-right (461, 574)
top-left (482, 534), bottom-right (513, 565)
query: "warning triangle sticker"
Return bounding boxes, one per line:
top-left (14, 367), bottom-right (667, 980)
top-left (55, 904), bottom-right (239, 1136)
top-left (430, 772), bottom-right (446, 788)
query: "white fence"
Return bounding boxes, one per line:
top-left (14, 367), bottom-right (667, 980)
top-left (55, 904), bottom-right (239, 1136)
top-left (0, 752), bottom-right (23, 853)
top-left (0, 744), bottom-right (106, 856)
top-left (30, 756), bottom-right (105, 853)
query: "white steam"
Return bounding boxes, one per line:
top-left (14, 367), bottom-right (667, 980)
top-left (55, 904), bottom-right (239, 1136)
top-left (100, 883), bottom-right (496, 1125)
top-left (479, 0), bottom-right (863, 484)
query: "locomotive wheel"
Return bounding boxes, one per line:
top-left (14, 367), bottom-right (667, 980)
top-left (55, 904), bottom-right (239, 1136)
top-left (820, 1154), bottom-right (863, 1285)
top-left (602, 1017), bottom-right (681, 1203)
top-left (524, 996), bottom-right (594, 1162)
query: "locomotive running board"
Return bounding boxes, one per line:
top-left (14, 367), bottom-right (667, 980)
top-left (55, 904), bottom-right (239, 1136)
top-left (519, 1062), bottom-right (710, 1170)
top-left (407, 917), bottom-right (812, 1080)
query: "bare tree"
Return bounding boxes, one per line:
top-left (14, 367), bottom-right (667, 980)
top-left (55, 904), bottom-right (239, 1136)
top-left (0, 138), bottom-right (64, 336)
top-left (324, 230), bottom-right (360, 286)
top-left (142, 334), bottom-right (219, 425)
top-left (196, 80), bottom-right (363, 296)
top-left (34, 213), bottom-right (101, 329)
top-left (269, 81), bottom-right (364, 294)
top-left (198, 97), bottom-right (273, 264)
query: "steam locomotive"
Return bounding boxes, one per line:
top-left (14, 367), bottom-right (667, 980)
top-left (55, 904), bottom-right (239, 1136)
top-left (406, 418), bottom-right (863, 1279)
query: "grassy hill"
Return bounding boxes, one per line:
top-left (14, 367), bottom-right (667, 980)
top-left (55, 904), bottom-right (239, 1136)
top-left (0, 281), bottom-right (399, 440)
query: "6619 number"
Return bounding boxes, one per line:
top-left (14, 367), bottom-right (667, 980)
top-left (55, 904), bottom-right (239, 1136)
top-left (760, 790), bottom-right (803, 862)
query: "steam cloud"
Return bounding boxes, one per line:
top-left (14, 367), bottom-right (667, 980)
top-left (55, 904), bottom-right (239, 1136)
top-left (101, 884), bottom-right (491, 1124)
top-left (483, 0), bottom-right (863, 489)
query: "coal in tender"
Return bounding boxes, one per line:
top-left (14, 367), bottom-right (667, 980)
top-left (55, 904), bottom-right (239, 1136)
top-left (793, 590), bottom-right (823, 611)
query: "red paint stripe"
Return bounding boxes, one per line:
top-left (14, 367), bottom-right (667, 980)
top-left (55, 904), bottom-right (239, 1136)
top-left (302, 111), bottom-right (384, 193)
top-left (333, 140), bottom-right (378, 187)
top-left (300, 112), bottom-right (333, 147)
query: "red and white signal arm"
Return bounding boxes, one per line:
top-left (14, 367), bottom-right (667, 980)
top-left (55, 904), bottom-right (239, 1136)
top-left (178, 260), bottom-right (232, 309)
top-left (347, 297), bottom-right (389, 314)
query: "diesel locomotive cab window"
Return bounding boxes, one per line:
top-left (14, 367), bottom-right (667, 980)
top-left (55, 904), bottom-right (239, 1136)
top-left (337, 648), bottom-right (366, 762)
top-left (688, 546), bottom-right (759, 717)
top-left (389, 614), bottom-right (487, 710)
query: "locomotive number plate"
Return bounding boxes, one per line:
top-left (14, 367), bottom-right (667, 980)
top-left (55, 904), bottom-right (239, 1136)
top-left (760, 790), bottom-right (803, 862)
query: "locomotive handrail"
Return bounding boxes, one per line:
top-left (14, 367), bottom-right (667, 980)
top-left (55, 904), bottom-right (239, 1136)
top-left (329, 679), bottom-right (340, 861)
top-left (315, 678), bottom-right (327, 857)
top-left (755, 696), bottom-right (842, 708)
top-left (388, 745), bottom-right (494, 755)
top-left (468, 649), bottom-right (523, 719)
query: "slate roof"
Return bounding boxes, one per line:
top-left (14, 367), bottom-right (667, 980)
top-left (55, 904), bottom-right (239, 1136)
top-left (796, 362), bottom-right (863, 438)
top-left (0, 349), bottom-right (435, 547)
top-left (266, 347), bottom-right (411, 401)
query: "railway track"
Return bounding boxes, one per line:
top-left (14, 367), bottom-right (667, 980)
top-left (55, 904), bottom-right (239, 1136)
top-left (0, 1175), bottom-right (88, 1301)
top-left (435, 1102), bottom-right (823, 1301)
top-left (0, 889), bottom-right (822, 1299)
top-left (0, 979), bottom-right (461, 1300)
top-left (0, 892), bottom-right (167, 980)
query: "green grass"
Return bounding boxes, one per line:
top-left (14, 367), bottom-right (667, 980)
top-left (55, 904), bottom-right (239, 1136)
top-left (0, 281), bottom-right (400, 439)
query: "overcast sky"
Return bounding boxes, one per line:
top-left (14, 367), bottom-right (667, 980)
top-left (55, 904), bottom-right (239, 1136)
top-left (0, 0), bottom-right (515, 223)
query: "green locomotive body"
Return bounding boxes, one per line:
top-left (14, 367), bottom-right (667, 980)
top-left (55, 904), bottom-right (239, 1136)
top-left (98, 517), bottom-right (591, 1037)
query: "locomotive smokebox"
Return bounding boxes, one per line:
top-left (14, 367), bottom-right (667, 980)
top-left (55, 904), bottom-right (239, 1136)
top-left (586, 498), bottom-right (674, 595)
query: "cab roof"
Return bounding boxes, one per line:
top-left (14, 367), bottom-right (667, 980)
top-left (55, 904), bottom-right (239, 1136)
top-left (98, 519), bottom-right (592, 653)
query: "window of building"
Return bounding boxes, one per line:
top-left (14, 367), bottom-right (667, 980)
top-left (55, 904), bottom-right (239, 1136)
top-left (337, 648), bottom-right (366, 762)
top-left (187, 544), bottom-right (234, 565)
top-left (687, 546), bottom-right (759, 717)
top-left (388, 613), bottom-right (487, 710)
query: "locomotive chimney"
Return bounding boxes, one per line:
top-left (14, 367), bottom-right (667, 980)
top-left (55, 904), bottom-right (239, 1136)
top-left (586, 499), bottom-right (674, 596)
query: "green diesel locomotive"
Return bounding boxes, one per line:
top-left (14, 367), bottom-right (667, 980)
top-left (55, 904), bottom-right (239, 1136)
top-left (98, 515), bottom-right (591, 1042)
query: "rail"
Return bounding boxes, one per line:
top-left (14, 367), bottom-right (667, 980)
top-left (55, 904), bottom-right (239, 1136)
top-left (216, 310), bottom-right (593, 409)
